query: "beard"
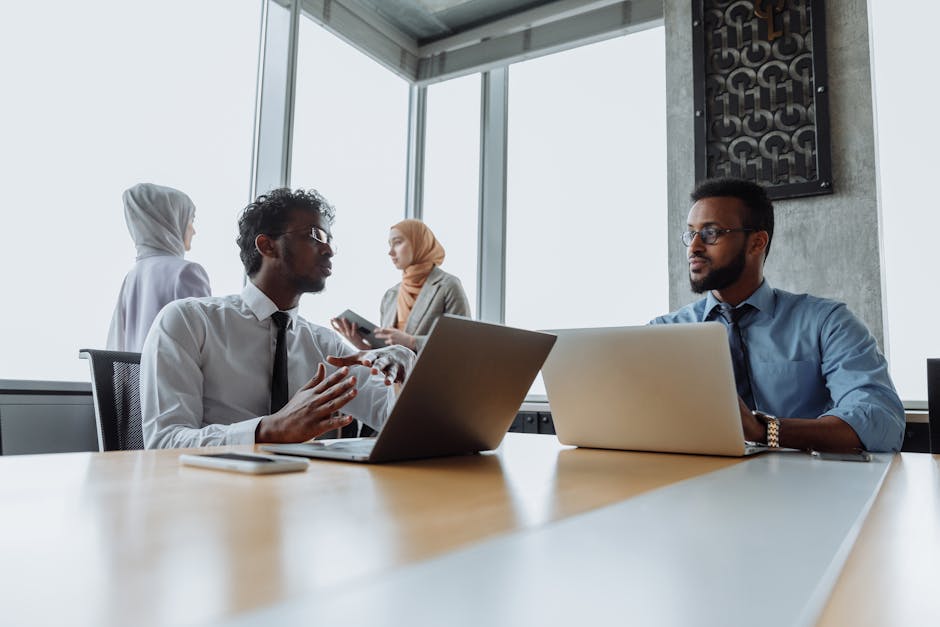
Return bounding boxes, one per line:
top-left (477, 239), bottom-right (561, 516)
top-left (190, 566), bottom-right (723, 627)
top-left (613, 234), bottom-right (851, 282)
top-left (294, 275), bottom-right (326, 294)
top-left (284, 247), bottom-right (328, 294)
top-left (689, 243), bottom-right (747, 293)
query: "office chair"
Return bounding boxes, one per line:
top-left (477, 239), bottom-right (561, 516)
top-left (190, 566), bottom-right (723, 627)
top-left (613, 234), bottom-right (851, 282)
top-left (79, 349), bottom-right (144, 452)
top-left (929, 359), bottom-right (940, 454)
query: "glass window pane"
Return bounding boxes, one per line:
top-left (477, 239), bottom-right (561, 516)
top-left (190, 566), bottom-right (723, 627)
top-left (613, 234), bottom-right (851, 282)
top-left (291, 18), bottom-right (408, 331)
top-left (871, 5), bottom-right (939, 401)
top-left (505, 29), bottom-right (668, 394)
top-left (422, 74), bottom-right (482, 317)
top-left (0, 0), bottom-right (260, 381)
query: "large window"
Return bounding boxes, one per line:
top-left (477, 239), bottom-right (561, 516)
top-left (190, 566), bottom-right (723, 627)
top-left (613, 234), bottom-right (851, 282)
top-left (422, 74), bottom-right (482, 316)
top-left (0, 0), bottom-right (260, 381)
top-left (504, 29), bottom-right (668, 393)
top-left (291, 18), bottom-right (408, 331)
top-left (870, 5), bottom-right (940, 401)
top-left (505, 28), bottom-right (668, 331)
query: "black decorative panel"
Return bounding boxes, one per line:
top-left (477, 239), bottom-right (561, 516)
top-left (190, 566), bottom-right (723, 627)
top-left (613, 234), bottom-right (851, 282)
top-left (692, 0), bottom-right (832, 199)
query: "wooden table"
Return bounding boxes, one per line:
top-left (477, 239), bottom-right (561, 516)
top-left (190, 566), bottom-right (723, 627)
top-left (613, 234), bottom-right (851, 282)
top-left (0, 435), bottom-right (936, 626)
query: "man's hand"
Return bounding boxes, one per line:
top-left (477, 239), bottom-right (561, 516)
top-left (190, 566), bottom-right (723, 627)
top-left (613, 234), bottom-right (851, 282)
top-left (739, 396), bottom-right (765, 442)
top-left (373, 327), bottom-right (417, 351)
top-left (330, 317), bottom-right (371, 350)
top-left (255, 364), bottom-right (357, 443)
top-left (737, 398), bottom-right (867, 451)
top-left (327, 345), bottom-right (414, 386)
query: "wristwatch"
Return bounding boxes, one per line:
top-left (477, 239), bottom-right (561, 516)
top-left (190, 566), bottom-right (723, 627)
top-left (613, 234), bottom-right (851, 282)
top-left (752, 410), bottom-right (780, 448)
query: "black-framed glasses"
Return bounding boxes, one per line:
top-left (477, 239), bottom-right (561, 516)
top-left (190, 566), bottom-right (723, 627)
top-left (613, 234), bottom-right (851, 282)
top-left (681, 227), bottom-right (755, 246)
top-left (272, 225), bottom-right (336, 252)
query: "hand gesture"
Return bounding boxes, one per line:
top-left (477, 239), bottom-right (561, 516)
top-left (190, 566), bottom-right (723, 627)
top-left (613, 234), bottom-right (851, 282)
top-left (326, 345), bottom-right (415, 386)
top-left (373, 327), bottom-right (417, 351)
top-left (255, 363), bottom-right (357, 443)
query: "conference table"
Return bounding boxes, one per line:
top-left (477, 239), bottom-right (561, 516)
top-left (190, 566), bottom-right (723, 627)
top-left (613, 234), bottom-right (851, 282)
top-left (0, 434), bottom-right (936, 626)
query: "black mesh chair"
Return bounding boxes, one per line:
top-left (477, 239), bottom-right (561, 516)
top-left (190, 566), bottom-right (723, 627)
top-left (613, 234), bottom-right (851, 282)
top-left (929, 359), bottom-right (940, 454)
top-left (79, 349), bottom-right (144, 451)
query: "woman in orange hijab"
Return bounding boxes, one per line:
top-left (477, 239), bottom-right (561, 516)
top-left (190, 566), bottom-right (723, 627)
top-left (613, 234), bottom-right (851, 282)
top-left (334, 219), bottom-right (470, 352)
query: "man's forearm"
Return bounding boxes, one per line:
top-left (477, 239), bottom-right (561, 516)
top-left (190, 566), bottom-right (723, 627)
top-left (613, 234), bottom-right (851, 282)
top-left (145, 417), bottom-right (261, 449)
top-left (777, 415), bottom-right (863, 452)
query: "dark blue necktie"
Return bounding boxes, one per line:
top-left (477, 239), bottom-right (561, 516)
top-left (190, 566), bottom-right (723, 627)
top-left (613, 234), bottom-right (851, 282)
top-left (270, 311), bottom-right (290, 414)
top-left (717, 303), bottom-right (755, 410)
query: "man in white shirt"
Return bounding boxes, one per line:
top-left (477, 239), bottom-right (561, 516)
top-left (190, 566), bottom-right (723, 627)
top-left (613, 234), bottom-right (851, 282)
top-left (141, 188), bottom-right (416, 449)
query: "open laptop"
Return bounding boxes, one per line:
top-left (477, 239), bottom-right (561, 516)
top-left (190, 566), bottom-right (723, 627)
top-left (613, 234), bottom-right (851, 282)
top-left (262, 315), bottom-right (556, 463)
top-left (541, 322), bottom-right (769, 457)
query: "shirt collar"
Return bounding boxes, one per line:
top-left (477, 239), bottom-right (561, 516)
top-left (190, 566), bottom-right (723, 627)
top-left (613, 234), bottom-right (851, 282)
top-left (242, 281), bottom-right (299, 328)
top-left (704, 280), bottom-right (776, 320)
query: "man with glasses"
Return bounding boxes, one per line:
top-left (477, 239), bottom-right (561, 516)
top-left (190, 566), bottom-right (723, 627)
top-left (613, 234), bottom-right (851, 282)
top-left (651, 177), bottom-right (904, 452)
top-left (141, 188), bottom-right (415, 448)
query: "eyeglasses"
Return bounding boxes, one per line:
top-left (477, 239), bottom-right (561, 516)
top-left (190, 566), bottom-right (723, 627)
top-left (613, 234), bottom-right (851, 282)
top-left (681, 227), bottom-right (755, 246)
top-left (272, 225), bottom-right (336, 253)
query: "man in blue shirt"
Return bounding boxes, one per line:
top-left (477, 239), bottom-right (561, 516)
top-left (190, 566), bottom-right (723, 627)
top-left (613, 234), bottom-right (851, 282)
top-left (651, 178), bottom-right (904, 452)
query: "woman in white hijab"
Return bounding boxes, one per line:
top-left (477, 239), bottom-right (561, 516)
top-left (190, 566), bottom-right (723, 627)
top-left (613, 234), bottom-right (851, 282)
top-left (106, 183), bottom-right (211, 352)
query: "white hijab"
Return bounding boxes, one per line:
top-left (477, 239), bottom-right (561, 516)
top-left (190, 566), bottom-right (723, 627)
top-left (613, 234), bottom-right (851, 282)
top-left (123, 183), bottom-right (195, 260)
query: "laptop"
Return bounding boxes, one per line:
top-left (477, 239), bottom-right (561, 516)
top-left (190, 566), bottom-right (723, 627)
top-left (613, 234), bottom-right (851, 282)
top-left (262, 315), bottom-right (556, 463)
top-left (541, 322), bottom-right (768, 457)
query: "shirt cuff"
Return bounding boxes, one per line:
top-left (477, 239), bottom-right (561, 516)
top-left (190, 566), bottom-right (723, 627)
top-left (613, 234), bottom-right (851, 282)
top-left (228, 416), bottom-right (264, 445)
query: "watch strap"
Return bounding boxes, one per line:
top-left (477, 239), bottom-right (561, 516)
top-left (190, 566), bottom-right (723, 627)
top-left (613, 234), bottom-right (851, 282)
top-left (752, 410), bottom-right (780, 448)
top-left (765, 417), bottom-right (780, 448)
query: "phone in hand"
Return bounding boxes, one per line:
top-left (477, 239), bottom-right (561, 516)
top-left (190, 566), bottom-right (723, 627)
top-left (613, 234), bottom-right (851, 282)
top-left (810, 450), bottom-right (872, 462)
top-left (179, 452), bottom-right (309, 474)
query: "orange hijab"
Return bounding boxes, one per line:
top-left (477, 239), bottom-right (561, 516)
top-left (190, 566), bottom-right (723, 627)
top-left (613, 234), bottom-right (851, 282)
top-left (393, 219), bottom-right (445, 330)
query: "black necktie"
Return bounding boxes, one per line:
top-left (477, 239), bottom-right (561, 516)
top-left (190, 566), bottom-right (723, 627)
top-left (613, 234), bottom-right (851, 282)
top-left (270, 311), bottom-right (290, 414)
top-left (717, 303), bottom-right (755, 410)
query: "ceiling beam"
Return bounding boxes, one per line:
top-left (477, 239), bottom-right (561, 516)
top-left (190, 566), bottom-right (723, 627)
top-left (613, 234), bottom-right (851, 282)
top-left (300, 0), bottom-right (420, 81)
top-left (297, 0), bottom-right (664, 85)
top-left (415, 0), bottom-right (663, 85)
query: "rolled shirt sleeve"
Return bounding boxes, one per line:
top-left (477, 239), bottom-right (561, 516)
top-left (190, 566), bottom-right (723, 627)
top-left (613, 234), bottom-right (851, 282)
top-left (817, 303), bottom-right (905, 452)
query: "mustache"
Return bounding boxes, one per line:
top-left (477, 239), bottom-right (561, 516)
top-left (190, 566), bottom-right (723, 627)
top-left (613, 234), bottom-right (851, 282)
top-left (689, 252), bottom-right (710, 261)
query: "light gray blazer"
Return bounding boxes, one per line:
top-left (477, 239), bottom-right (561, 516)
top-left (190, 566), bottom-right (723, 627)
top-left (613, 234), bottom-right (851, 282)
top-left (380, 266), bottom-right (471, 351)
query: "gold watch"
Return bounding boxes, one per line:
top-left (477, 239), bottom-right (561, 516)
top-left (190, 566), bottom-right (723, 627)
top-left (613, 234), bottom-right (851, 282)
top-left (752, 410), bottom-right (780, 448)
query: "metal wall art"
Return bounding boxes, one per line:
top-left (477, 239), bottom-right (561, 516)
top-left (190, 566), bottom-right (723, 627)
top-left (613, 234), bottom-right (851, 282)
top-left (692, 0), bottom-right (832, 199)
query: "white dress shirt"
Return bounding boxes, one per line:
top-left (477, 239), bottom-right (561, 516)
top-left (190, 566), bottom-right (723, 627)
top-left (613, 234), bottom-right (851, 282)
top-left (141, 282), bottom-right (412, 448)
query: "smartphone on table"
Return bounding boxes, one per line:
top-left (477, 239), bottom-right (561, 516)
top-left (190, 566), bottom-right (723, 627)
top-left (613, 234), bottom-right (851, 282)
top-left (810, 450), bottom-right (872, 462)
top-left (179, 452), bottom-right (309, 474)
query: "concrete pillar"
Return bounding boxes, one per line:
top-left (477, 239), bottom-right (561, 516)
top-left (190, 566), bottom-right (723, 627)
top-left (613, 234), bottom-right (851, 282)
top-left (664, 0), bottom-right (885, 347)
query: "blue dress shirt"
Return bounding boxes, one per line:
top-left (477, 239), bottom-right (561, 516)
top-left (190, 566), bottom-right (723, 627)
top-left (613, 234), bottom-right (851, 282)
top-left (650, 281), bottom-right (904, 452)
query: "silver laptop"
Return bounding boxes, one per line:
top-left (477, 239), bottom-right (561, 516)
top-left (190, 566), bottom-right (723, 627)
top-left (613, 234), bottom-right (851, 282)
top-left (541, 322), bottom-right (768, 457)
top-left (262, 315), bottom-right (556, 463)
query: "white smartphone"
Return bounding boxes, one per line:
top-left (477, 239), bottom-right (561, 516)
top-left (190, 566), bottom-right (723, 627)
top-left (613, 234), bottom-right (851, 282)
top-left (810, 450), bottom-right (872, 463)
top-left (179, 452), bottom-right (309, 474)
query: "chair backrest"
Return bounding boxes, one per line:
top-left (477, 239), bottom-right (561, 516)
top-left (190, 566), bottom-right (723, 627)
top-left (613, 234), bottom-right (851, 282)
top-left (929, 359), bottom-right (940, 454)
top-left (79, 349), bottom-right (143, 451)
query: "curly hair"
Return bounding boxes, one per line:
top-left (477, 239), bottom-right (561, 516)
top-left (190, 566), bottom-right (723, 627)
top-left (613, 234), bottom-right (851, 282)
top-left (691, 177), bottom-right (774, 258)
top-left (237, 188), bottom-right (336, 276)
